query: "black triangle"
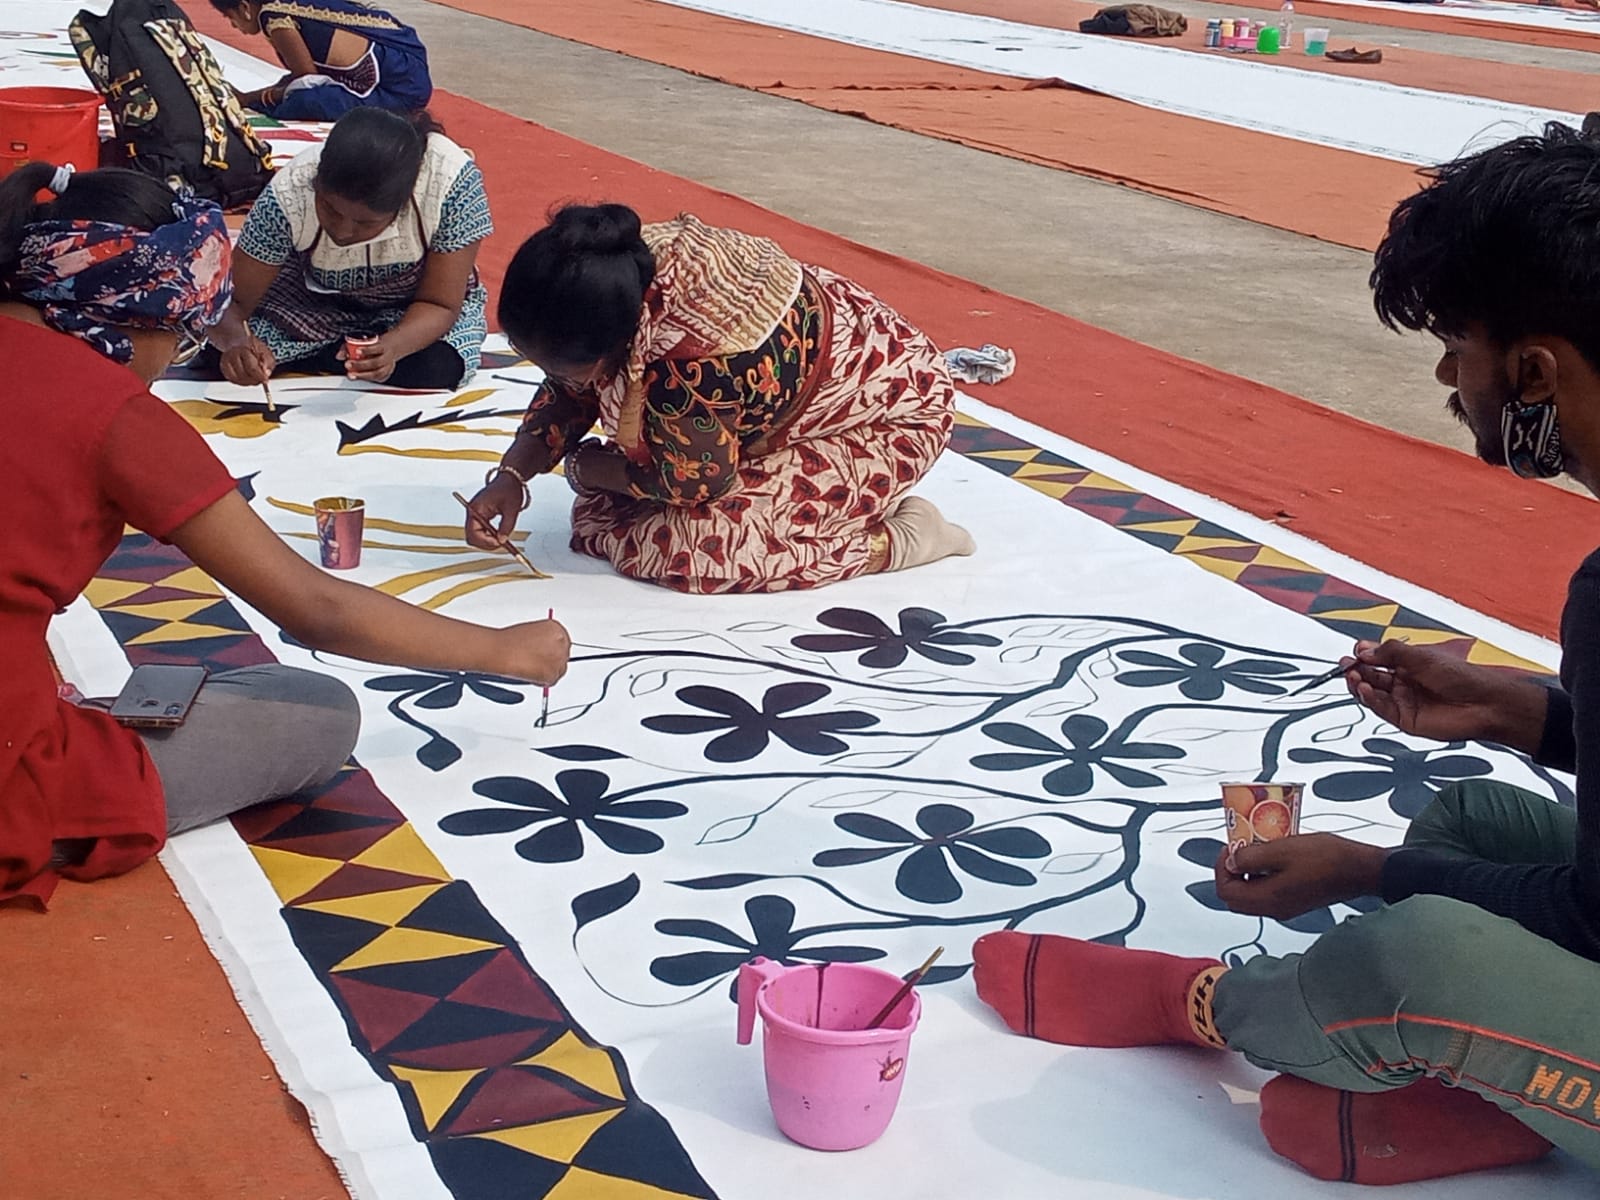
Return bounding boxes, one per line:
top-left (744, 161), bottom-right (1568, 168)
top-left (281, 907), bottom-right (389, 975)
top-left (398, 880), bottom-right (515, 943)
top-left (382, 1000), bottom-right (562, 1056)
top-left (571, 1103), bottom-right (717, 1198)
top-left (430, 1134), bottom-right (570, 1198)
top-left (339, 948), bottom-right (504, 998)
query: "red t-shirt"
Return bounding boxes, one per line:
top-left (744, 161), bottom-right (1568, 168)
top-left (0, 315), bottom-right (236, 908)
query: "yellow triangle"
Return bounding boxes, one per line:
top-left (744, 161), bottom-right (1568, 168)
top-left (545, 1167), bottom-right (694, 1200)
top-left (333, 927), bottom-right (500, 972)
top-left (249, 846), bottom-right (346, 904)
top-left (126, 621), bottom-right (245, 645)
top-left (974, 448), bottom-right (1040, 464)
top-left (1125, 519), bottom-right (1199, 537)
top-left (1465, 642), bottom-right (1549, 673)
top-left (474, 1109), bottom-right (621, 1164)
top-left (1314, 603), bottom-right (1399, 627)
top-left (1247, 546), bottom-right (1314, 572)
top-left (1011, 461), bottom-right (1079, 480)
top-left (1185, 555), bottom-right (1250, 582)
top-left (391, 1065), bottom-right (481, 1132)
top-left (520, 1030), bottom-right (625, 1101)
top-left (350, 823), bottom-right (450, 879)
top-left (157, 565), bottom-right (222, 595)
top-left (81, 577), bottom-right (151, 608)
top-left (298, 883), bottom-right (446, 927)
top-left (113, 597), bottom-right (223, 623)
top-left (1079, 471), bottom-right (1137, 493)
top-left (1174, 535), bottom-right (1255, 556)
top-left (1381, 627), bottom-right (1465, 649)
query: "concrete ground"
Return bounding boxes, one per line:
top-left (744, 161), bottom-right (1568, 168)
top-left (396, 0), bottom-right (1596, 457)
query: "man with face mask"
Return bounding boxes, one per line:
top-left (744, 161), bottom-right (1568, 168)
top-left (968, 122), bottom-right (1600, 1184)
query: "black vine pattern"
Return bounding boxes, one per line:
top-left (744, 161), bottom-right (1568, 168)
top-left (391, 605), bottom-right (1567, 1005)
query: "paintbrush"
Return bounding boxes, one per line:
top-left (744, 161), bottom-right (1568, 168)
top-left (261, 378), bottom-right (276, 414)
top-left (539, 607), bottom-right (553, 728)
top-left (865, 946), bottom-right (945, 1029)
top-left (1288, 637), bottom-right (1407, 697)
top-left (451, 491), bottom-right (550, 579)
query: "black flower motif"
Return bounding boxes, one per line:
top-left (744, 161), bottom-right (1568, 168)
top-left (1290, 737), bottom-right (1490, 818)
top-left (813, 803), bottom-right (1050, 904)
top-left (364, 669), bottom-right (526, 770)
top-left (971, 714), bottom-right (1184, 796)
top-left (1116, 643), bottom-right (1297, 701)
top-left (792, 606), bottom-right (1001, 668)
top-left (650, 895), bottom-right (885, 990)
top-left (643, 682), bottom-right (878, 762)
top-left (439, 769), bottom-right (686, 862)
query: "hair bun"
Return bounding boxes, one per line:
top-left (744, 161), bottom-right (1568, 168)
top-left (556, 203), bottom-right (644, 257)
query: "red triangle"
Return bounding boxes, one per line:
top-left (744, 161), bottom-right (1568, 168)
top-left (264, 824), bottom-right (396, 862)
top-left (230, 798), bottom-right (309, 842)
top-left (293, 863), bottom-right (446, 905)
top-left (1243, 584), bottom-right (1319, 615)
top-left (447, 949), bottom-right (569, 1023)
top-left (390, 1028), bottom-right (563, 1072)
top-left (331, 975), bottom-right (439, 1051)
top-left (114, 584), bottom-right (217, 607)
top-left (443, 1065), bottom-right (615, 1136)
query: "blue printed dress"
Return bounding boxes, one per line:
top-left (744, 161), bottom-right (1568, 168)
top-left (235, 132), bottom-right (492, 386)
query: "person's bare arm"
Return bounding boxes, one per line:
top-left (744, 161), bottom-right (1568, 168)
top-left (172, 491), bottom-right (568, 684)
top-left (210, 252), bottom-right (282, 385)
top-left (346, 244), bottom-right (480, 382)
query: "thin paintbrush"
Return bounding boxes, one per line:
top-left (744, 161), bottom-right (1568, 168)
top-left (865, 946), bottom-right (945, 1029)
top-left (539, 607), bottom-right (553, 729)
top-left (262, 378), bottom-right (276, 414)
top-left (1288, 637), bottom-right (1407, 697)
top-left (451, 491), bottom-right (550, 579)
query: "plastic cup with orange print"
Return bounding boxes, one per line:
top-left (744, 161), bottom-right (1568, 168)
top-left (1221, 782), bottom-right (1303, 847)
top-left (313, 496), bottom-right (365, 570)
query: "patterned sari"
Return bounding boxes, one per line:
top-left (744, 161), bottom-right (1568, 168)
top-left (520, 215), bottom-right (955, 593)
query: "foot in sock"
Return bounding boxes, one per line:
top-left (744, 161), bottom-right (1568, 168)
top-left (972, 931), bottom-right (1226, 1048)
top-left (1260, 1075), bottom-right (1552, 1184)
top-left (881, 496), bottom-right (975, 572)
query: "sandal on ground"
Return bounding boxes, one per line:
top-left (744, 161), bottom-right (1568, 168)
top-left (1326, 47), bottom-right (1383, 63)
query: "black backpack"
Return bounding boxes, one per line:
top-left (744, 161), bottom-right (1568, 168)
top-left (70, 0), bottom-right (274, 208)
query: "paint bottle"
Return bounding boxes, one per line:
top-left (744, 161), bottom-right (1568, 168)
top-left (1219, 17), bottom-right (1234, 40)
top-left (1205, 18), bottom-right (1221, 45)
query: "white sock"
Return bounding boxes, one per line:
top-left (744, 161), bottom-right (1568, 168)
top-left (882, 496), bottom-right (976, 572)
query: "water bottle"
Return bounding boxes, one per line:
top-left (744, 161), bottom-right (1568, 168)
top-left (1278, 0), bottom-right (1295, 48)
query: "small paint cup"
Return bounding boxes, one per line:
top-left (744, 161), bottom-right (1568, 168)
top-left (344, 332), bottom-right (380, 362)
top-left (1303, 27), bottom-right (1329, 54)
top-left (1255, 24), bottom-right (1280, 53)
top-left (1221, 782), bottom-right (1302, 846)
top-left (313, 496), bottom-right (365, 570)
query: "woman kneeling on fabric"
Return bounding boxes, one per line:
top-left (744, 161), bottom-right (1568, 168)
top-left (211, 0), bottom-right (432, 122)
top-left (208, 107), bottom-right (489, 391)
top-left (466, 205), bottom-right (975, 593)
top-left (0, 162), bottom-right (566, 911)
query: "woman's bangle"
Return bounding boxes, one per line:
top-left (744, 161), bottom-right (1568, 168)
top-left (564, 446), bottom-right (586, 495)
top-left (485, 463), bottom-right (531, 508)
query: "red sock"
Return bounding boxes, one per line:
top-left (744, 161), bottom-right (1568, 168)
top-left (1259, 1075), bottom-right (1553, 1184)
top-left (972, 931), bottom-right (1225, 1048)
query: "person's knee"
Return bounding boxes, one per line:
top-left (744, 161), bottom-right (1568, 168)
top-left (295, 670), bottom-right (360, 780)
top-left (1309, 896), bottom-right (1484, 1010)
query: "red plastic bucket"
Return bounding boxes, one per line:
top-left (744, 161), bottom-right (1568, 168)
top-left (0, 87), bottom-right (103, 179)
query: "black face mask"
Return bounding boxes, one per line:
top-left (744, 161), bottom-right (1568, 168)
top-left (1500, 390), bottom-right (1564, 480)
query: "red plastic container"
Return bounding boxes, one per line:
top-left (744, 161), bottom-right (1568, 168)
top-left (0, 87), bottom-right (103, 179)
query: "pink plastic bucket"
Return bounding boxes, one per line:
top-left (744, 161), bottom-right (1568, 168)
top-left (0, 87), bottom-right (103, 179)
top-left (736, 957), bottom-right (921, 1151)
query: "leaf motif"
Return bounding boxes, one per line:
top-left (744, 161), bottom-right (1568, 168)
top-left (999, 645), bottom-right (1044, 664)
top-left (1185, 879), bottom-right (1230, 911)
top-left (981, 722), bottom-right (1064, 753)
top-left (444, 386), bottom-right (497, 409)
top-left (768, 645), bottom-right (834, 668)
top-left (1278, 907), bottom-right (1337, 935)
top-left (1178, 837), bottom-right (1228, 867)
top-left (698, 814), bottom-right (763, 845)
top-left (571, 874), bottom-right (641, 932)
top-left (823, 748), bottom-right (924, 770)
top-left (1041, 851), bottom-right (1107, 875)
top-left (1141, 726), bottom-right (1238, 743)
top-left (844, 696), bottom-right (936, 713)
top-left (809, 788), bottom-right (898, 810)
top-left (727, 620), bottom-right (788, 633)
top-left (1011, 623), bottom-right (1069, 639)
top-left (626, 630), bottom-right (712, 643)
top-left (364, 673), bottom-right (446, 692)
top-left (1311, 719), bottom-right (1362, 744)
top-left (871, 670), bottom-right (954, 685)
top-left (1027, 699), bottom-right (1091, 719)
top-left (417, 736), bottom-right (462, 772)
top-left (538, 744), bottom-right (626, 762)
top-left (670, 873), bottom-right (768, 891)
top-left (630, 671), bottom-right (671, 697)
top-left (919, 963), bottom-right (972, 985)
top-left (1152, 764), bottom-right (1228, 778)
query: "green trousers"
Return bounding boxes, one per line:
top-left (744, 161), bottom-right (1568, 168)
top-left (1212, 779), bottom-right (1600, 1166)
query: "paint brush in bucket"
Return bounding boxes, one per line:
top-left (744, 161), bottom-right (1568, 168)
top-left (865, 946), bottom-right (944, 1029)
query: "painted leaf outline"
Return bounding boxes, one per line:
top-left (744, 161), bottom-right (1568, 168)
top-left (572, 874), bottom-right (641, 932)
